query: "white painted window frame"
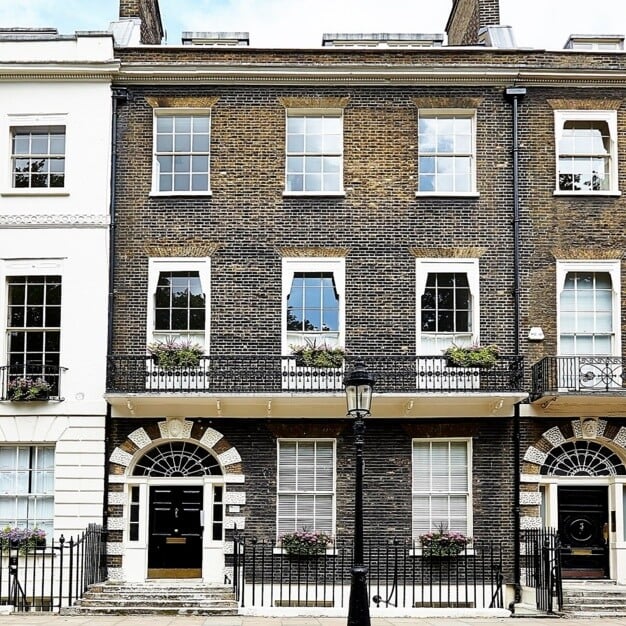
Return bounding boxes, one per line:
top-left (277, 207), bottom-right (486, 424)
top-left (554, 110), bottom-right (620, 196)
top-left (283, 108), bottom-right (344, 196)
top-left (556, 260), bottom-right (621, 356)
top-left (146, 257), bottom-right (211, 351)
top-left (415, 258), bottom-right (480, 354)
top-left (281, 257), bottom-right (345, 354)
top-left (416, 108), bottom-right (478, 197)
top-left (151, 107), bottom-right (212, 196)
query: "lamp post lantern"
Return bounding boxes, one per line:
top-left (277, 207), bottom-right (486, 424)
top-left (344, 361), bottom-right (375, 626)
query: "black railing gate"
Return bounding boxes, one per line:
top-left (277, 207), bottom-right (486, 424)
top-left (521, 528), bottom-right (563, 613)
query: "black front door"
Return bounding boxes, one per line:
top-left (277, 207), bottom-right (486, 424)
top-left (558, 486), bottom-right (609, 579)
top-left (148, 485), bottom-right (203, 578)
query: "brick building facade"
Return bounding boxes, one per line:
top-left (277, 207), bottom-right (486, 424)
top-left (102, 0), bottom-right (626, 607)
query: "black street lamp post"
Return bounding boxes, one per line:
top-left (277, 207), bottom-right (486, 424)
top-left (344, 361), bottom-right (375, 626)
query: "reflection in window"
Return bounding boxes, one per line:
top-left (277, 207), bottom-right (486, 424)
top-left (11, 127), bottom-right (65, 189)
top-left (421, 272), bottom-right (472, 352)
top-left (559, 272), bottom-right (613, 355)
top-left (286, 114), bottom-right (342, 193)
top-left (155, 271), bottom-right (205, 332)
top-left (155, 114), bottom-right (210, 192)
top-left (287, 272), bottom-right (339, 333)
top-left (418, 114), bottom-right (474, 193)
top-left (558, 120), bottom-right (611, 191)
top-left (0, 446), bottom-right (54, 536)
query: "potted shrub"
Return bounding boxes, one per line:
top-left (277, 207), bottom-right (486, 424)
top-left (290, 339), bottom-right (345, 368)
top-left (419, 527), bottom-right (471, 557)
top-left (280, 529), bottom-right (332, 556)
top-left (7, 377), bottom-right (52, 401)
top-left (0, 527), bottom-right (47, 553)
top-left (147, 337), bottom-right (204, 369)
top-left (443, 343), bottom-right (500, 369)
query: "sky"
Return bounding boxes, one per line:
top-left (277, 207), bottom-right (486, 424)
top-left (0, 0), bottom-right (623, 49)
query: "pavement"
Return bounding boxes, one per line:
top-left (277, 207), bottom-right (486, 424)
top-left (4, 616), bottom-right (626, 626)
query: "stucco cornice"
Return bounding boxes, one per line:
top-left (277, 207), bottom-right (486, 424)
top-left (0, 61), bottom-right (120, 79)
top-left (0, 214), bottom-right (110, 228)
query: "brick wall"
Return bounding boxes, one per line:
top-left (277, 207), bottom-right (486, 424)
top-left (118, 0), bottom-right (163, 44)
top-left (446, 0), bottom-right (500, 45)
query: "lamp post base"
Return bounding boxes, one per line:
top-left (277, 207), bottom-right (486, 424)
top-left (347, 564), bottom-right (371, 626)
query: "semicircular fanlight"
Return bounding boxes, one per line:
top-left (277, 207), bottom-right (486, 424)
top-left (541, 440), bottom-right (626, 476)
top-left (132, 441), bottom-right (222, 477)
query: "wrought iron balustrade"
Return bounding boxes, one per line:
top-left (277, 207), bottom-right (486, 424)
top-left (107, 354), bottom-right (524, 394)
top-left (532, 356), bottom-right (626, 399)
top-left (232, 536), bottom-right (504, 610)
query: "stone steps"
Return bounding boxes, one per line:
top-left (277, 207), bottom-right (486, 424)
top-left (62, 581), bottom-right (238, 616)
top-left (562, 582), bottom-right (626, 617)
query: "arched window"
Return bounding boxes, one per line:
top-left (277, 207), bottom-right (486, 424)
top-left (132, 441), bottom-right (222, 477)
top-left (541, 440), bottom-right (626, 476)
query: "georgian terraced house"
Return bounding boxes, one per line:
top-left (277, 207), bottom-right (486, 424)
top-left (3, 0), bottom-right (626, 616)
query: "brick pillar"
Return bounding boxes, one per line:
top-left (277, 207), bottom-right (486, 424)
top-left (446, 0), bottom-right (501, 46)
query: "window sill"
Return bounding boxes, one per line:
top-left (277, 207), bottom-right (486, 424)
top-left (553, 190), bottom-right (621, 197)
top-left (415, 192), bottom-right (480, 198)
top-left (149, 191), bottom-right (213, 197)
top-left (1, 189), bottom-right (69, 197)
top-left (283, 191), bottom-right (346, 198)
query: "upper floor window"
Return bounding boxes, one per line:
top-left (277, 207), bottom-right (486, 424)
top-left (555, 110), bottom-right (618, 194)
top-left (277, 440), bottom-right (335, 538)
top-left (412, 439), bottom-right (471, 539)
top-left (11, 127), bottom-right (65, 189)
top-left (418, 111), bottom-right (475, 194)
top-left (282, 258), bottom-right (344, 352)
top-left (153, 111), bottom-right (210, 194)
top-left (285, 112), bottom-right (343, 194)
top-left (7, 275), bottom-right (61, 391)
top-left (416, 259), bottom-right (479, 354)
top-left (147, 259), bottom-right (210, 348)
top-left (557, 261), bottom-right (620, 356)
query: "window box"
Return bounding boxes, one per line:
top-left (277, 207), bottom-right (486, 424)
top-left (290, 341), bottom-right (345, 369)
top-left (147, 338), bottom-right (204, 369)
top-left (7, 378), bottom-right (51, 402)
top-left (443, 344), bottom-right (499, 369)
top-left (280, 530), bottom-right (332, 557)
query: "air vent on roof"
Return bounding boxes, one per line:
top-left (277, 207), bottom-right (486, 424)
top-left (564, 34), bottom-right (624, 50)
top-left (181, 31), bottom-right (249, 46)
top-left (322, 33), bottom-right (444, 48)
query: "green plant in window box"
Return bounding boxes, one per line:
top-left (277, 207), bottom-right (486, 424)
top-left (419, 526), bottom-right (471, 557)
top-left (443, 343), bottom-right (500, 369)
top-left (147, 337), bottom-right (204, 369)
top-left (280, 529), bottom-right (332, 556)
top-left (7, 377), bottom-right (52, 401)
top-left (290, 339), bottom-right (345, 368)
top-left (0, 527), bottom-right (47, 554)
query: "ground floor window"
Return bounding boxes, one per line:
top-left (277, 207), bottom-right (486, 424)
top-left (0, 445), bottom-right (54, 536)
top-left (412, 439), bottom-right (470, 537)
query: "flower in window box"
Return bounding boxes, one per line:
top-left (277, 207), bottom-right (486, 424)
top-left (419, 527), bottom-right (471, 557)
top-left (443, 343), bottom-right (500, 369)
top-left (290, 339), bottom-right (345, 368)
top-left (0, 527), bottom-right (47, 553)
top-left (7, 377), bottom-right (52, 401)
top-left (280, 529), bottom-right (332, 556)
top-left (147, 337), bottom-right (204, 369)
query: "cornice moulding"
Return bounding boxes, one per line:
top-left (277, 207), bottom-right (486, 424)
top-left (0, 214), bottom-right (110, 228)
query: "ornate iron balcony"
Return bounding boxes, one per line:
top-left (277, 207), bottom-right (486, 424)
top-left (107, 354), bottom-right (524, 394)
top-left (532, 356), bottom-right (626, 399)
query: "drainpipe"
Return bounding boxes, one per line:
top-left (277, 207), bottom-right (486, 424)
top-left (505, 86), bottom-right (526, 609)
top-left (103, 87), bottom-right (130, 535)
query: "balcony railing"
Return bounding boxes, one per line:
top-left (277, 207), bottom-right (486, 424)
top-left (0, 365), bottom-right (67, 402)
top-left (107, 354), bottom-right (524, 394)
top-left (532, 356), bottom-right (626, 399)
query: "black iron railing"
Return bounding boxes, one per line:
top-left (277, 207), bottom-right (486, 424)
top-left (232, 537), bottom-right (504, 610)
top-left (532, 356), bottom-right (626, 398)
top-left (0, 524), bottom-right (106, 612)
top-left (107, 354), bottom-right (524, 394)
top-left (521, 528), bottom-right (562, 613)
top-left (0, 365), bottom-right (67, 402)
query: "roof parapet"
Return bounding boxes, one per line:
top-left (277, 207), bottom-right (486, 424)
top-left (181, 32), bottom-right (250, 46)
top-left (322, 33), bottom-right (444, 48)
